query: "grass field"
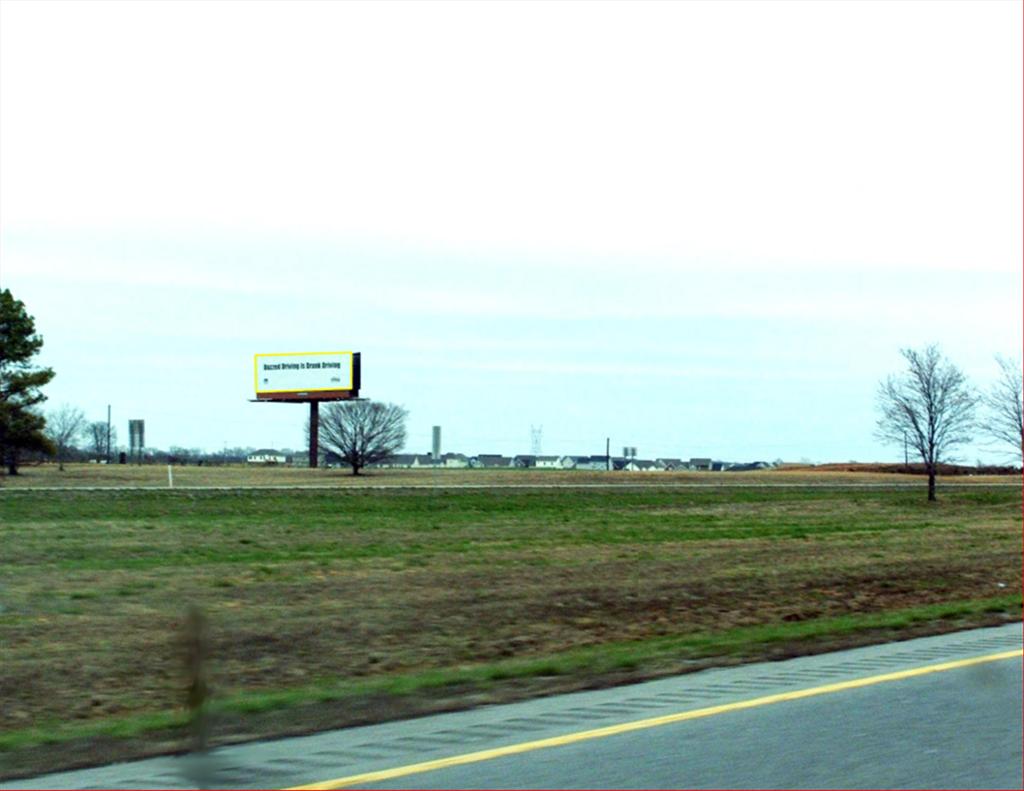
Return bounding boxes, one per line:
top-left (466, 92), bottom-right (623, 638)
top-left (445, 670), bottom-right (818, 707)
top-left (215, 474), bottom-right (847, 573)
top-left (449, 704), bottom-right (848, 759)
top-left (0, 465), bottom-right (1020, 777)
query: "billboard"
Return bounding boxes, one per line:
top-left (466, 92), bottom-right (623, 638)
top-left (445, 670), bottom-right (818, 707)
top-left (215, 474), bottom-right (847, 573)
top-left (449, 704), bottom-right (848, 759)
top-left (254, 351), bottom-right (355, 396)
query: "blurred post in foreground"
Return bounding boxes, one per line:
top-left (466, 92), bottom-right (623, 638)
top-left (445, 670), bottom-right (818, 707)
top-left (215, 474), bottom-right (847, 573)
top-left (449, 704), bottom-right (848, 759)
top-left (184, 604), bottom-right (210, 752)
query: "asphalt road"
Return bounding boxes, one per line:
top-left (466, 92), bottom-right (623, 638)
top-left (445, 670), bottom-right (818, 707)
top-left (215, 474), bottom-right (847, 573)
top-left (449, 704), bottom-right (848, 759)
top-left (3, 624), bottom-right (1021, 790)
top-left (352, 652), bottom-right (1022, 790)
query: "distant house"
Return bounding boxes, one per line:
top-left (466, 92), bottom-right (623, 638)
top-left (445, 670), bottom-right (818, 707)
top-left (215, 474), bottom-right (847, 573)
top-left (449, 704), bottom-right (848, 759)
top-left (614, 458), bottom-right (658, 471)
top-left (362, 450), bottom-right (707, 472)
top-left (574, 455), bottom-right (612, 471)
top-left (468, 454), bottom-right (512, 467)
top-left (369, 453), bottom-right (415, 468)
top-left (368, 453), bottom-right (438, 468)
top-left (726, 461), bottom-right (773, 472)
top-left (247, 449), bottom-right (288, 464)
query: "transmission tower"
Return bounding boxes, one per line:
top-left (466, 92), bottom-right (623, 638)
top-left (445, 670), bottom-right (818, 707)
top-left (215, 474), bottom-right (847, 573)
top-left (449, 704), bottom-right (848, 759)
top-left (530, 425), bottom-right (543, 456)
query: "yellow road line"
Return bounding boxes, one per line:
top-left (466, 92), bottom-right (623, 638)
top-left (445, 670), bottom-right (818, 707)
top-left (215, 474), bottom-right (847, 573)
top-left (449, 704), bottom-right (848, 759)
top-left (288, 649), bottom-right (1022, 790)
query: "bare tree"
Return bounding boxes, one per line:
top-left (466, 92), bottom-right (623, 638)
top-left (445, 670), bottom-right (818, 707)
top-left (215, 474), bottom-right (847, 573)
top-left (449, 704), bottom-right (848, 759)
top-left (983, 355), bottom-right (1023, 465)
top-left (317, 400), bottom-right (407, 475)
top-left (87, 421), bottom-right (117, 461)
top-left (45, 404), bottom-right (86, 471)
top-left (876, 344), bottom-right (978, 501)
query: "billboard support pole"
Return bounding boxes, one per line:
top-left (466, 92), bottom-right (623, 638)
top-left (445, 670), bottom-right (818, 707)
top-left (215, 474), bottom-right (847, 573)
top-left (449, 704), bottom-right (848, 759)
top-left (309, 401), bottom-right (320, 469)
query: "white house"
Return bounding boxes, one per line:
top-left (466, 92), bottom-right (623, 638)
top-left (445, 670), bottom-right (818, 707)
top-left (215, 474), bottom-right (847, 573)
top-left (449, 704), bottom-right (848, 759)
top-left (370, 454), bottom-right (420, 468)
top-left (534, 456), bottom-right (562, 469)
top-left (247, 449), bottom-right (288, 464)
top-left (471, 454), bottom-right (512, 468)
top-left (573, 455), bottom-right (612, 471)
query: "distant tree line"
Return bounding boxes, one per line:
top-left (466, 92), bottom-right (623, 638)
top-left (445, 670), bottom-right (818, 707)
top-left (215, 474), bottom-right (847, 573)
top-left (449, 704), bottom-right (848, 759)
top-left (25, 428), bottom-right (279, 467)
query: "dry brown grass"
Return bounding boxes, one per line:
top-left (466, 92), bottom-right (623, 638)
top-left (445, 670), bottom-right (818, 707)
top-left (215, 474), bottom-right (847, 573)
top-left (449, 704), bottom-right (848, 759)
top-left (1, 462), bottom-right (1016, 488)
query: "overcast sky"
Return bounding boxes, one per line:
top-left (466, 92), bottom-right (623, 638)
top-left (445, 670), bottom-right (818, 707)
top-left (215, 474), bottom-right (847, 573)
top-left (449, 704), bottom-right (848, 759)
top-left (1, 0), bottom-right (1021, 463)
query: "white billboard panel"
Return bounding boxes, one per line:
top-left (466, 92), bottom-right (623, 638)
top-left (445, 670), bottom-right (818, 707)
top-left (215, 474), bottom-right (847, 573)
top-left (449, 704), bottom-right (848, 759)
top-left (255, 351), bottom-right (354, 394)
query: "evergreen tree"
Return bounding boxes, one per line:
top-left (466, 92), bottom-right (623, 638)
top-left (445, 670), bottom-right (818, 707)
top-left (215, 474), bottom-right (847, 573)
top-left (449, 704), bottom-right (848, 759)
top-left (0, 289), bottom-right (55, 475)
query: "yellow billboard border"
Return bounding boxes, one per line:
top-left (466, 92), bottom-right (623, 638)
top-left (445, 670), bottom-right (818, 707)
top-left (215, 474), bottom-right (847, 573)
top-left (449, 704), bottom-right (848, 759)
top-left (254, 351), bottom-right (355, 394)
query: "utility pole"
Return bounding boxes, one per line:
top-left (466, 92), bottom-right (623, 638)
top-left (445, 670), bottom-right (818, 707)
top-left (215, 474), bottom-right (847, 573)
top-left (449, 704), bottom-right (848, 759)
top-left (106, 404), bottom-right (112, 464)
top-left (606, 437), bottom-right (610, 471)
top-left (903, 432), bottom-right (909, 467)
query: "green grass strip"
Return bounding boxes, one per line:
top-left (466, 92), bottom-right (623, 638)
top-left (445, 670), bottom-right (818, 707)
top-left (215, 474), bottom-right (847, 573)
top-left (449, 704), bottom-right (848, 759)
top-left (1, 593), bottom-right (1019, 752)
